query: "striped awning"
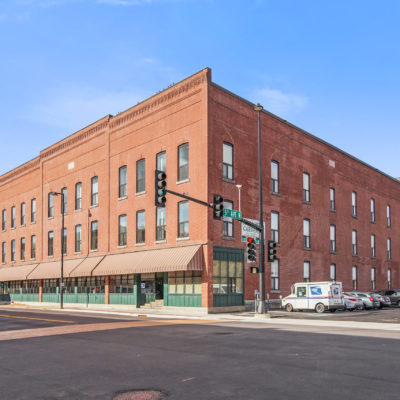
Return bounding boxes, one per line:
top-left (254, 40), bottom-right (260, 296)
top-left (0, 263), bottom-right (39, 282)
top-left (92, 245), bottom-right (204, 277)
top-left (69, 255), bottom-right (105, 277)
top-left (27, 258), bottom-right (83, 280)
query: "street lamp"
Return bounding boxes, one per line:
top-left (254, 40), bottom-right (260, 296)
top-left (51, 191), bottom-right (65, 309)
top-left (236, 184), bottom-right (242, 212)
top-left (254, 103), bottom-right (266, 314)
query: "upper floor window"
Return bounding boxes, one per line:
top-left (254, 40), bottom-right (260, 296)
top-left (388, 269), bottom-right (392, 289)
top-left (371, 267), bottom-right (376, 290)
top-left (31, 199), bottom-right (36, 223)
top-left (20, 202), bottom-right (26, 226)
top-left (1, 242), bottom-right (5, 264)
top-left (223, 142), bottom-right (233, 180)
top-left (303, 219), bottom-right (310, 249)
top-left (371, 234), bottom-right (376, 258)
top-left (91, 176), bottom-right (98, 206)
top-left (61, 187), bottom-right (67, 215)
top-left (330, 264), bottom-right (336, 281)
top-left (330, 188), bottom-right (335, 211)
top-left (223, 200), bottom-right (234, 237)
top-left (48, 192), bottom-right (54, 218)
top-left (271, 259), bottom-right (279, 290)
top-left (91, 221), bottom-right (98, 250)
top-left (11, 239), bottom-right (15, 262)
top-left (48, 231), bottom-right (54, 256)
top-left (352, 230), bottom-right (357, 256)
top-left (156, 151), bottom-right (166, 172)
top-left (11, 206), bottom-right (16, 228)
top-left (136, 210), bottom-right (145, 244)
top-left (352, 191), bottom-right (357, 217)
top-left (156, 207), bottom-right (166, 241)
top-left (271, 211), bottom-right (279, 243)
top-left (370, 198), bottom-right (375, 223)
top-left (330, 225), bottom-right (336, 253)
top-left (271, 161), bottom-right (279, 194)
top-left (31, 235), bottom-right (36, 259)
top-left (1, 209), bottom-right (6, 231)
top-left (387, 205), bottom-right (391, 228)
top-left (119, 166), bottom-right (127, 198)
top-left (178, 143), bottom-right (189, 181)
top-left (119, 214), bottom-right (127, 246)
top-left (303, 172), bottom-right (310, 202)
top-left (62, 228), bottom-right (67, 255)
top-left (75, 182), bottom-right (82, 211)
top-left (352, 266), bottom-right (358, 290)
top-left (387, 238), bottom-right (391, 261)
top-left (303, 261), bottom-right (310, 282)
top-left (20, 237), bottom-right (25, 261)
top-left (75, 225), bottom-right (82, 253)
top-left (136, 159), bottom-right (145, 193)
top-left (178, 201), bottom-right (189, 238)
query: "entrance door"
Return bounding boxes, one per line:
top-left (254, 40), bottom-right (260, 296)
top-left (155, 276), bottom-right (164, 300)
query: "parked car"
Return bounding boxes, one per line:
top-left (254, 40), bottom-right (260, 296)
top-left (377, 294), bottom-right (391, 308)
top-left (368, 293), bottom-right (386, 309)
top-left (343, 293), bottom-right (364, 311)
top-left (348, 292), bottom-right (375, 309)
top-left (376, 290), bottom-right (400, 307)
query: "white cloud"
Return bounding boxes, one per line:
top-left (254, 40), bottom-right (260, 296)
top-left (252, 87), bottom-right (308, 116)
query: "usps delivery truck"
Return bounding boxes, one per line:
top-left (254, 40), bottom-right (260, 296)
top-left (282, 281), bottom-right (344, 313)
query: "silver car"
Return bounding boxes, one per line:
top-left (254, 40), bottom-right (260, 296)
top-left (349, 292), bottom-right (375, 309)
top-left (343, 293), bottom-right (364, 311)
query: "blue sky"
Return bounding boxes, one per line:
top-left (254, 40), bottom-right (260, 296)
top-left (0, 0), bottom-right (399, 177)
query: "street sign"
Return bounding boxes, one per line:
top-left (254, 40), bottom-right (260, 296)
top-left (223, 208), bottom-right (242, 219)
top-left (241, 218), bottom-right (265, 242)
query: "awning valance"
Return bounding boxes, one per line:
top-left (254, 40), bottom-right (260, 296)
top-left (0, 263), bottom-right (39, 282)
top-left (27, 258), bottom-right (83, 280)
top-left (92, 245), bottom-right (204, 277)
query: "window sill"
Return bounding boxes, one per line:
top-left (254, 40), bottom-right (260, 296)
top-left (176, 236), bottom-right (190, 241)
top-left (176, 179), bottom-right (189, 185)
top-left (222, 177), bottom-right (235, 184)
top-left (352, 215), bottom-right (357, 219)
top-left (330, 251), bottom-right (337, 255)
top-left (10, 261), bottom-right (16, 264)
top-left (135, 243), bottom-right (146, 246)
top-left (135, 191), bottom-right (146, 197)
top-left (90, 204), bottom-right (99, 209)
top-left (1, 262), bottom-right (5, 265)
top-left (74, 252), bottom-right (82, 255)
top-left (30, 258), bottom-right (36, 261)
top-left (117, 245), bottom-right (127, 249)
top-left (48, 216), bottom-right (54, 220)
top-left (48, 256), bottom-right (54, 259)
top-left (75, 209), bottom-right (82, 213)
top-left (155, 240), bottom-right (167, 244)
top-left (222, 236), bottom-right (235, 241)
top-left (20, 224), bottom-right (26, 228)
top-left (20, 259), bottom-right (25, 262)
top-left (1, 229), bottom-right (6, 233)
top-left (371, 256), bottom-right (376, 260)
top-left (302, 201), bottom-right (311, 206)
top-left (118, 196), bottom-right (128, 201)
top-left (11, 227), bottom-right (16, 230)
top-left (352, 254), bottom-right (358, 257)
top-left (303, 247), bottom-right (311, 251)
top-left (270, 290), bottom-right (281, 294)
top-left (30, 221), bottom-right (36, 225)
top-left (330, 209), bottom-right (336, 213)
top-left (271, 192), bottom-right (281, 197)
top-left (90, 249), bottom-right (98, 253)
top-left (371, 221), bottom-right (376, 224)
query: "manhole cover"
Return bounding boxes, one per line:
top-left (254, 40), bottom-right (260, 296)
top-left (113, 390), bottom-right (167, 400)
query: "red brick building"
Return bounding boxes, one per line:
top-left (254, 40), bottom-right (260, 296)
top-left (0, 68), bottom-right (398, 312)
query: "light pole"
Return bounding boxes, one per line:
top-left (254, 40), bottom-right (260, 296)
top-left (51, 191), bottom-right (65, 309)
top-left (236, 184), bottom-right (242, 212)
top-left (254, 103), bottom-right (266, 314)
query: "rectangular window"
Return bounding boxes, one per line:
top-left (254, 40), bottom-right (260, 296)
top-left (31, 199), bottom-right (36, 223)
top-left (387, 205), bottom-right (391, 228)
top-left (330, 225), bottom-right (336, 252)
top-left (156, 151), bottom-right (166, 172)
top-left (119, 214), bottom-right (127, 246)
top-left (352, 230), bottom-right (357, 256)
top-left (370, 198), bottom-right (375, 223)
top-left (20, 237), bottom-right (25, 261)
top-left (2, 242), bottom-right (6, 263)
top-left (271, 259), bottom-right (279, 290)
top-left (61, 187), bottom-right (67, 215)
top-left (330, 264), bottom-right (336, 281)
top-left (21, 202), bottom-right (26, 226)
top-left (2, 209), bottom-right (6, 231)
top-left (48, 193), bottom-right (54, 218)
top-left (31, 235), bottom-right (36, 259)
top-left (11, 239), bottom-right (15, 262)
top-left (352, 191), bottom-right (357, 217)
top-left (136, 159), bottom-right (145, 193)
top-left (62, 228), bottom-right (67, 255)
top-left (11, 206), bottom-right (16, 228)
top-left (136, 211), bottom-right (145, 243)
top-left (75, 182), bottom-right (82, 210)
top-left (303, 261), bottom-right (310, 282)
top-left (223, 143), bottom-right (233, 180)
top-left (212, 250), bottom-right (244, 295)
top-left (303, 173), bottom-right (310, 202)
top-left (178, 143), bottom-right (189, 181)
top-left (387, 238), bottom-right (391, 261)
top-left (271, 211), bottom-right (279, 243)
top-left (271, 161), bottom-right (279, 194)
top-left (156, 207), bottom-right (166, 241)
top-left (388, 269), bottom-right (392, 289)
top-left (330, 188), bottom-right (335, 211)
top-left (371, 267), bottom-right (376, 290)
top-left (352, 266), bottom-right (357, 290)
top-left (223, 200), bottom-right (234, 237)
top-left (371, 234), bottom-right (376, 258)
top-left (178, 201), bottom-right (189, 238)
top-left (303, 219), bottom-right (310, 249)
top-left (91, 176), bottom-right (98, 206)
top-left (91, 221), bottom-right (98, 250)
top-left (119, 166), bottom-right (127, 198)
top-left (75, 225), bottom-right (82, 253)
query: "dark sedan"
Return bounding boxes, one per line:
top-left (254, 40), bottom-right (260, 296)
top-left (376, 290), bottom-right (400, 307)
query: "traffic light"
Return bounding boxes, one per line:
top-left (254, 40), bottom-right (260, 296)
top-left (267, 240), bottom-right (277, 262)
top-left (213, 194), bottom-right (224, 219)
top-left (247, 237), bottom-right (257, 263)
top-left (155, 170), bottom-right (167, 206)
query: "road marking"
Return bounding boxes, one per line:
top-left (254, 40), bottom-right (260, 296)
top-left (0, 314), bottom-right (76, 324)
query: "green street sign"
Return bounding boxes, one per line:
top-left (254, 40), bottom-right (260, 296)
top-left (223, 209), bottom-right (242, 219)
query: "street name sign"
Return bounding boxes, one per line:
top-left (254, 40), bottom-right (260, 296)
top-left (223, 209), bottom-right (242, 219)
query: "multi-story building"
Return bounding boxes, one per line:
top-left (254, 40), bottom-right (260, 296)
top-left (0, 68), bottom-right (398, 312)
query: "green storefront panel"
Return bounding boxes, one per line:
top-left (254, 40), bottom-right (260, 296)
top-left (43, 294), bottom-right (60, 303)
top-left (167, 294), bottom-right (201, 307)
top-left (109, 293), bottom-right (136, 305)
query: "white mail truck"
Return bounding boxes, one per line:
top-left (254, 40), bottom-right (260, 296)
top-left (282, 281), bottom-right (344, 313)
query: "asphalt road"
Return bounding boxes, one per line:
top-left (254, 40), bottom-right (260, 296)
top-left (0, 309), bottom-right (399, 400)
